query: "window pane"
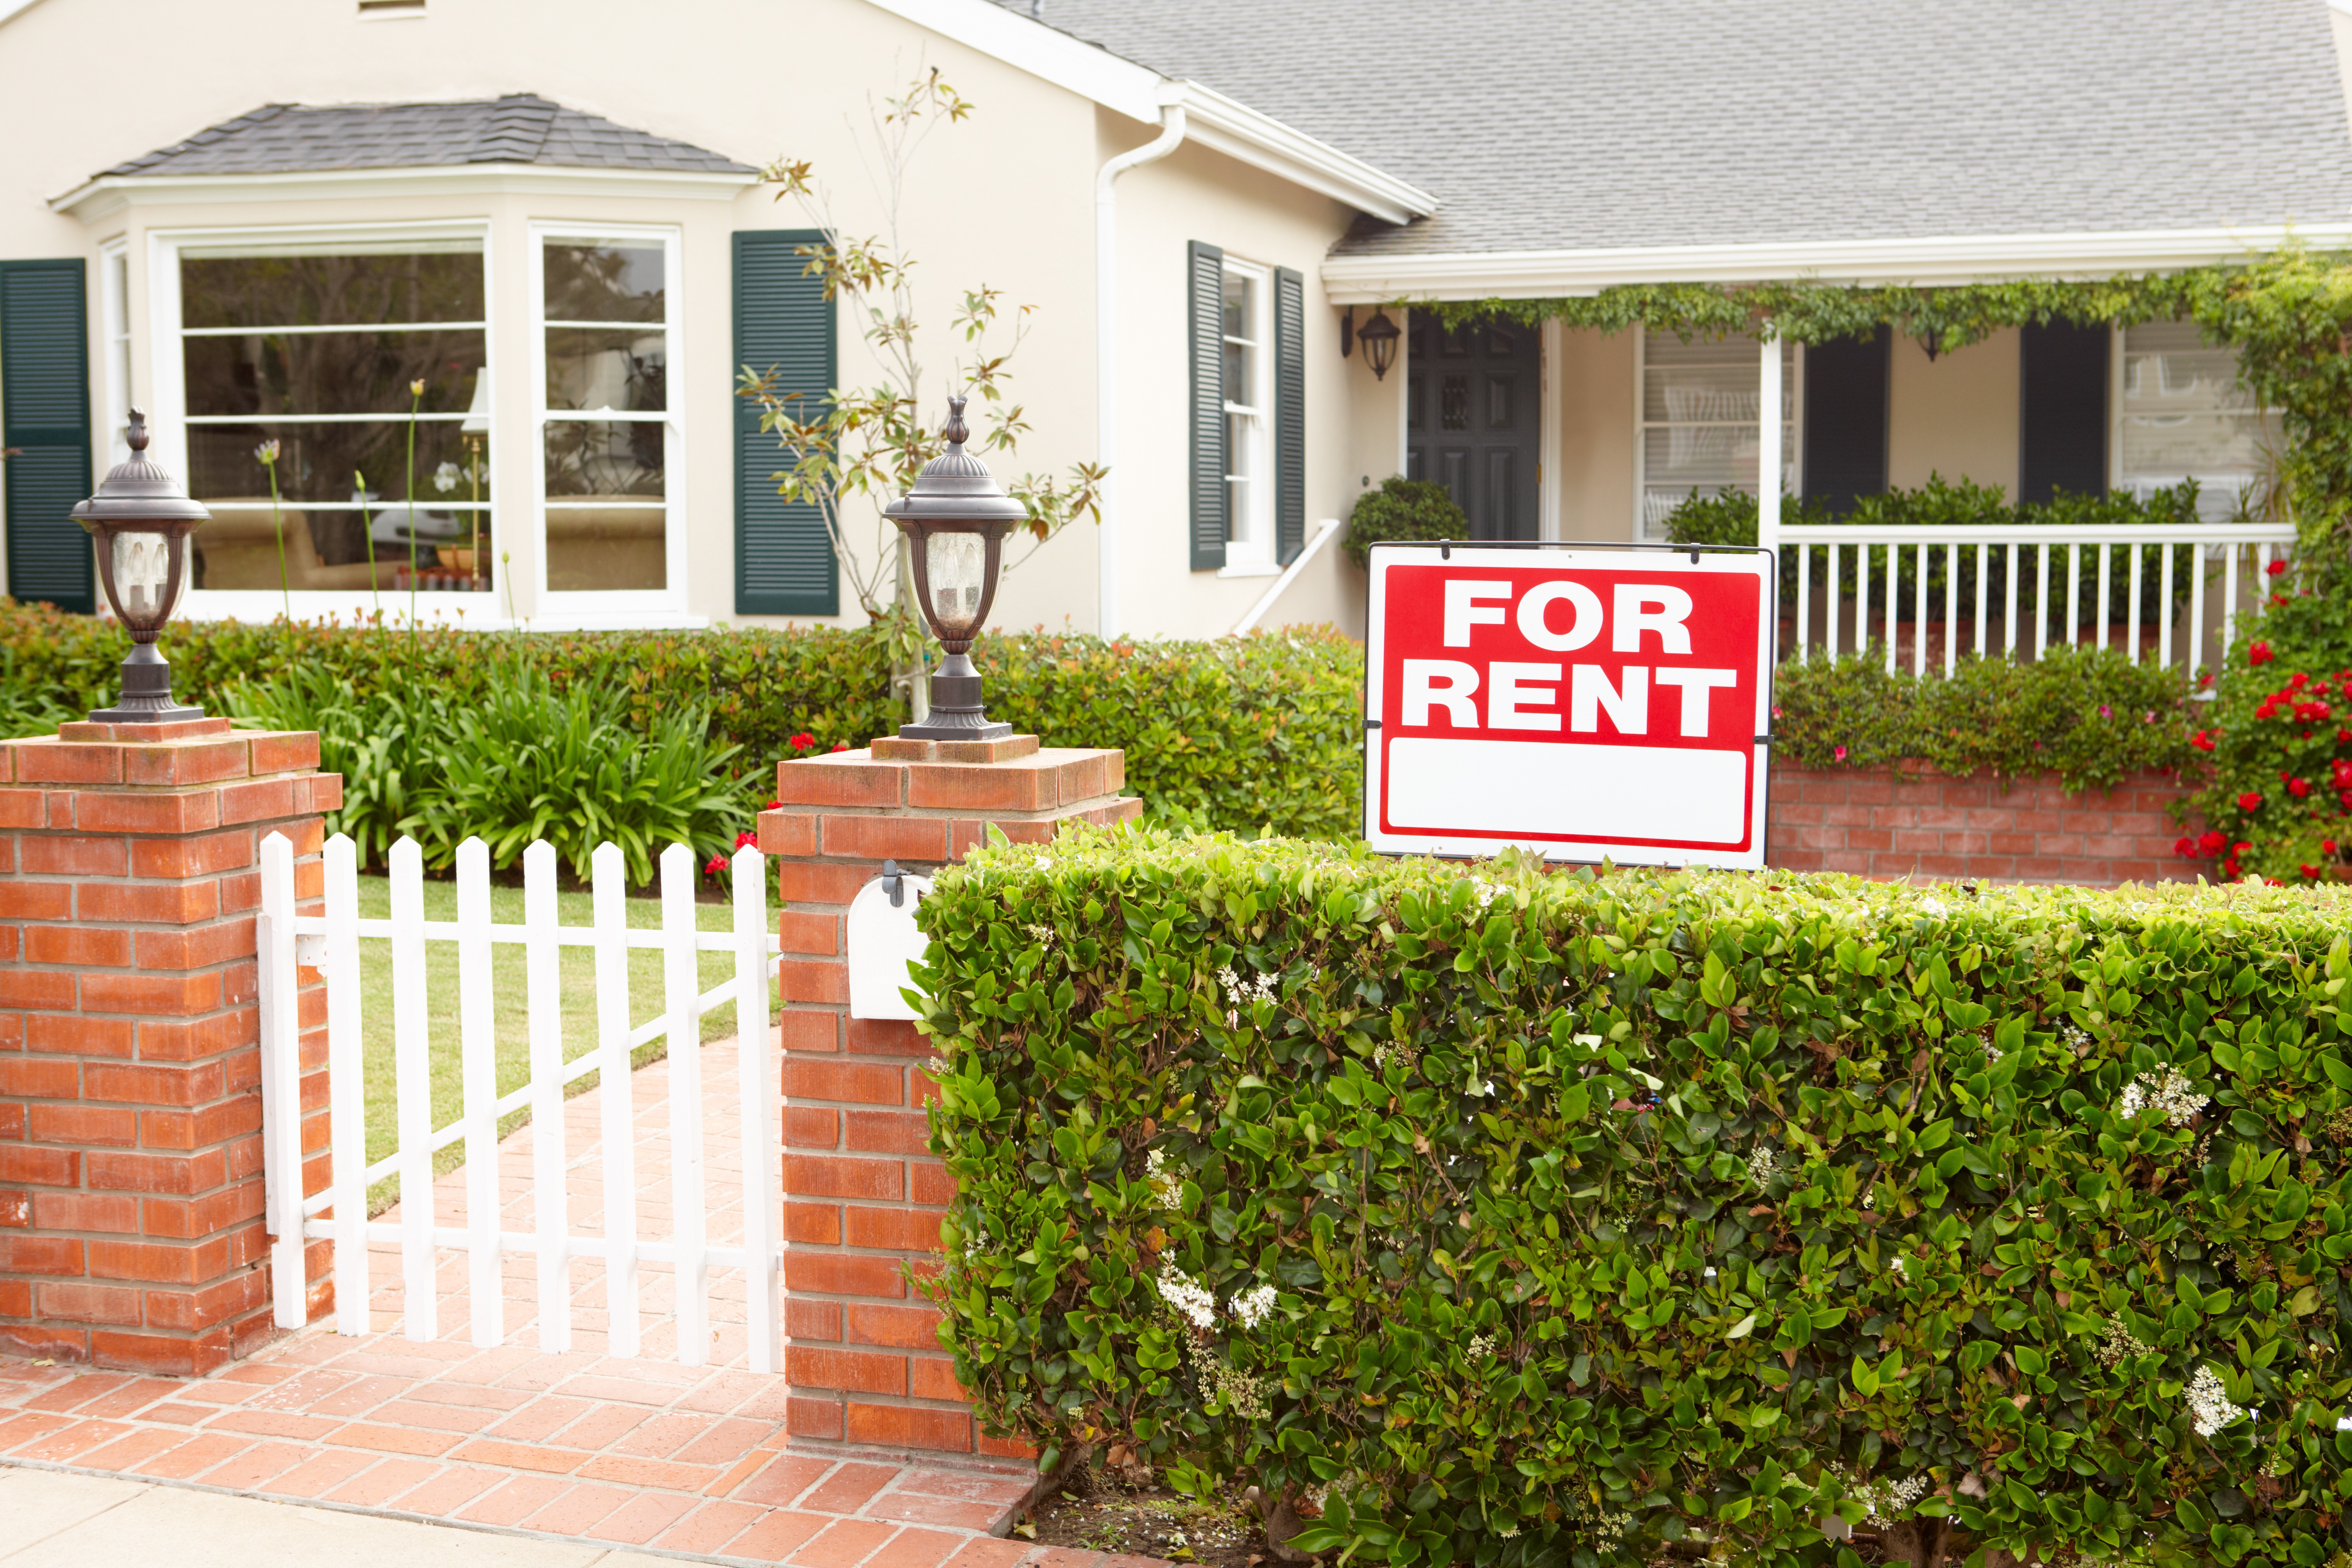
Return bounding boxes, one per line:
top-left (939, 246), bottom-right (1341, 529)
top-left (191, 503), bottom-right (493, 594)
top-left (546, 418), bottom-right (664, 498)
top-left (544, 243), bottom-right (665, 323)
top-left (1222, 272), bottom-right (1249, 339)
top-left (547, 507), bottom-right (664, 591)
top-left (545, 327), bottom-right (666, 412)
top-left (186, 332), bottom-right (486, 418)
top-left (189, 419), bottom-right (490, 508)
top-left (1225, 410), bottom-right (1255, 545)
top-left (2121, 320), bottom-right (2281, 519)
top-left (181, 250), bottom-right (482, 329)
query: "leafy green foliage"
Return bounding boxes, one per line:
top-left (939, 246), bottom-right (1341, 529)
top-left (224, 660), bottom-right (749, 885)
top-left (1342, 478), bottom-right (1470, 569)
top-left (1772, 648), bottom-right (2207, 791)
top-left (922, 828), bottom-right (2352, 1568)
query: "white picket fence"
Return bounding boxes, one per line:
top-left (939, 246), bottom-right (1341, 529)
top-left (254, 832), bottom-right (782, 1372)
top-left (1778, 520), bottom-right (2300, 678)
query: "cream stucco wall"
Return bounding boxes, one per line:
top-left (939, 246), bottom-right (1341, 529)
top-left (1551, 326), bottom-right (1638, 542)
top-left (1886, 326), bottom-right (2021, 495)
top-left (0, 0), bottom-right (1370, 642)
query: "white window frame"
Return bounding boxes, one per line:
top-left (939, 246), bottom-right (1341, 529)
top-left (2109, 321), bottom-right (2282, 521)
top-left (99, 238), bottom-right (132, 468)
top-left (1219, 256), bottom-right (1277, 574)
top-left (529, 221), bottom-right (687, 618)
top-left (149, 219), bottom-right (500, 626)
top-left (1632, 327), bottom-right (1802, 540)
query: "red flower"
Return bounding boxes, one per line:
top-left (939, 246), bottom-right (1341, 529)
top-left (2251, 641), bottom-right (2275, 665)
top-left (833, 741), bottom-right (851, 753)
top-left (2269, 557), bottom-right (2290, 577)
top-left (2292, 777), bottom-right (2313, 798)
top-left (788, 732), bottom-right (815, 751)
top-left (2192, 730), bottom-right (2216, 752)
top-left (2342, 730), bottom-right (2352, 745)
top-left (2223, 859), bottom-right (2241, 878)
top-left (2201, 672), bottom-right (2216, 687)
top-left (2199, 829), bottom-right (2227, 855)
top-left (704, 853), bottom-right (727, 876)
top-left (2291, 672), bottom-right (2311, 691)
top-left (765, 798), bottom-right (783, 812)
top-left (2326, 839), bottom-right (2339, 856)
top-left (2174, 836), bottom-right (2195, 856)
top-left (2235, 841), bottom-right (2253, 856)
top-left (735, 830), bottom-right (758, 849)
top-left (2240, 791), bottom-right (2264, 812)
top-left (2304, 864), bottom-right (2322, 879)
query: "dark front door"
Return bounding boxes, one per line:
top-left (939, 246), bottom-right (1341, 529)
top-left (1407, 319), bottom-right (1540, 541)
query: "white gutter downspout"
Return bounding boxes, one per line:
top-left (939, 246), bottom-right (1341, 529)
top-left (1096, 103), bottom-right (1186, 639)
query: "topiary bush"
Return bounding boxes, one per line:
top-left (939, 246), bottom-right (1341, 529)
top-left (923, 827), bottom-right (2352, 1568)
top-left (1342, 477), bottom-right (1469, 569)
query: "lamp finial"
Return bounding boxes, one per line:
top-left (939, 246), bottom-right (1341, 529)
top-left (127, 407), bottom-right (148, 453)
top-left (943, 394), bottom-right (969, 449)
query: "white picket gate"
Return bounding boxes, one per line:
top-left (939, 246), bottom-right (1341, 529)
top-left (254, 832), bottom-right (782, 1372)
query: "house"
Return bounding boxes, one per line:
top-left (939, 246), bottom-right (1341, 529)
top-left (0, 0), bottom-right (2348, 642)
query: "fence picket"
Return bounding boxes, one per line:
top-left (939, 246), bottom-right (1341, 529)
top-left (258, 832), bottom-right (305, 1329)
top-left (2004, 544), bottom-right (2018, 656)
top-left (2159, 544), bottom-right (2176, 672)
top-left (593, 843), bottom-right (640, 1359)
top-left (2127, 545), bottom-right (2143, 664)
top-left (525, 841), bottom-right (568, 1351)
top-left (2035, 545), bottom-right (2050, 658)
top-left (734, 844), bottom-right (779, 1373)
top-left (457, 838), bottom-right (502, 1347)
top-left (389, 837), bottom-right (436, 1342)
top-left (1881, 544), bottom-right (1897, 673)
top-left (1912, 543), bottom-right (1927, 676)
top-left (324, 834), bottom-right (368, 1336)
top-left (2223, 544), bottom-right (2241, 660)
top-left (1794, 546), bottom-right (1810, 666)
top-left (2066, 544), bottom-right (2081, 647)
top-left (1943, 544), bottom-right (1958, 675)
top-left (663, 843), bottom-right (709, 1365)
top-left (2096, 543), bottom-right (2112, 650)
top-left (1854, 542), bottom-right (1868, 655)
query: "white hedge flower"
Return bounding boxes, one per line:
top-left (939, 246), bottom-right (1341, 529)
top-left (1746, 1146), bottom-right (1778, 1185)
top-left (1229, 1284), bottom-right (1277, 1328)
top-left (2187, 1365), bottom-right (2246, 1437)
top-left (2119, 1068), bottom-right (2208, 1128)
top-left (1155, 1264), bottom-right (1216, 1330)
top-left (1145, 1148), bottom-right (1184, 1211)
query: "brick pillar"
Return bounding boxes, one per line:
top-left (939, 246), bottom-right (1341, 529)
top-left (0, 715), bottom-right (338, 1374)
top-left (758, 734), bottom-right (1139, 1461)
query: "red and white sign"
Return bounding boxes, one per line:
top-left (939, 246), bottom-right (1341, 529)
top-left (1363, 544), bottom-right (1774, 868)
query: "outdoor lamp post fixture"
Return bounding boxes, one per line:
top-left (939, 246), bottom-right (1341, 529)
top-left (1355, 308), bottom-right (1400, 381)
top-left (882, 395), bottom-right (1026, 741)
top-left (72, 407), bottom-right (210, 722)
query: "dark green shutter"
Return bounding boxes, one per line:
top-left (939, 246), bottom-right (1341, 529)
top-left (733, 230), bottom-right (837, 616)
top-left (1187, 240), bottom-right (1225, 572)
top-left (0, 261), bottom-right (93, 614)
top-left (1800, 326), bottom-right (1889, 518)
top-left (2019, 321), bottom-right (2110, 506)
top-left (1273, 266), bottom-right (1305, 565)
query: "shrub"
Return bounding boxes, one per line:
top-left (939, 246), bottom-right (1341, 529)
top-left (922, 827), bottom-right (2352, 1568)
top-left (1341, 477), bottom-right (1469, 569)
top-left (1771, 646), bottom-right (2206, 791)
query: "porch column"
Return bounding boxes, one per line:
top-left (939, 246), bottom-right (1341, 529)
top-left (1758, 326), bottom-right (1782, 554)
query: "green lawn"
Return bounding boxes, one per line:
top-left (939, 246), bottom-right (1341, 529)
top-left (352, 874), bottom-right (745, 1210)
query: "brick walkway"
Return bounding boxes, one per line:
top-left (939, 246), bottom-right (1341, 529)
top-left (0, 1038), bottom-right (1136, 1568)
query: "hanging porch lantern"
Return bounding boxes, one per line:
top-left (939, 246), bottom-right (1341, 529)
top-left (882, 395), bottom-right (1027, 740)
top-left (1355, 308), bottom-right (1401, 381)
top-left (71, 408), bottom-right (210, 722)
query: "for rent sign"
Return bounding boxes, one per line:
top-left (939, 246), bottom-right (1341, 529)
top-left (1362, 544), bottom-right (1774, 868)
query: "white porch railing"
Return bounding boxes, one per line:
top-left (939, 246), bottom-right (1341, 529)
top-left (256, 833), bottom-right (782, 1371)
top-left (1776, 521), bottom-right (2300, 678)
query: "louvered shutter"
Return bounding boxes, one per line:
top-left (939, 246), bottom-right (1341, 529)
top-left (1187, 240), bottom-right (1225, 572)
top-left (0, 261), bottom-right (93, 614)
top-left (1273, 266), bottom-right (1305, 566)
top-left (733, 230), bottom-right (837, 616)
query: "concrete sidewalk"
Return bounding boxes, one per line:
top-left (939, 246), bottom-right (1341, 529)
top-left (0, 1465), bottom-right (677, 1565)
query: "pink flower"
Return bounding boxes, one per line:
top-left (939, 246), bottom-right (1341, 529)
top-left (1834, 745), bottom-right (1848, 762)
top-left (2097, 704), bottom-right (2112, 718)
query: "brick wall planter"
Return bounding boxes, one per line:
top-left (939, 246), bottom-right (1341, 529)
top-left (757, 734), bottom-right (1138, 1463)
top-left (0, 716), bottom-right (334, 1373)
top-left (1767, 762), bottom-right (2198, 885)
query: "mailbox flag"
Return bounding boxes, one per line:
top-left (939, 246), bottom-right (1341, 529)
top-left (1362, 544), bottom-right (1774, 868)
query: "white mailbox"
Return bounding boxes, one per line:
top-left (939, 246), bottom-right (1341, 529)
top-left (846, 862), bottom-right (936, 1021)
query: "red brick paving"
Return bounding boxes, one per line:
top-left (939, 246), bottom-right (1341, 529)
top-left (0, 1038), bottom-right (1167, 1568)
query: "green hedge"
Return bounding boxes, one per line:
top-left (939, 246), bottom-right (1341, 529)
top-left (0, 603), bottom-right (1362, 840)
top-left (1772, 647), bottom-right (2207, 792)
top-left (923, 828), bottom-right (2352, 1568)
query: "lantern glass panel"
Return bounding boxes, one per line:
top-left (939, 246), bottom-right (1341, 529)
top-left (113, 531), bottom-right (181, 630)
top-left (926, 530), bottom-right (987, 637)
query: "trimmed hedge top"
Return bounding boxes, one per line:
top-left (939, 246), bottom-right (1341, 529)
top-left (922, 828), bottom-right (2352, 1568)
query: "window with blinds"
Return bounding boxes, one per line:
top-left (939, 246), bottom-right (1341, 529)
top-left (2117, 320), bottom-right (2282, 521)
top-left (1637, 328), bottom-right (1798, 539)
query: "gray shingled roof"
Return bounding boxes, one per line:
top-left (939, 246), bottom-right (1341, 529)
top-left (101, 95), bottom-right (753, 179)
top-left (1010, 0), bottom-right (2352, 258)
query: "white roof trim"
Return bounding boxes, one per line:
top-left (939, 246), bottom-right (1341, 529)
top-left (48, 162), bottom-right (757, 222)
top-left (1320, 223), bottom-right (2352, 302)
top-left (1168, 82), bottom-right (1434, 225)
top-left (860, 0), bottom-right (1435, 221)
